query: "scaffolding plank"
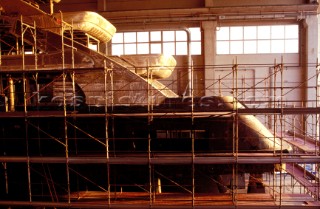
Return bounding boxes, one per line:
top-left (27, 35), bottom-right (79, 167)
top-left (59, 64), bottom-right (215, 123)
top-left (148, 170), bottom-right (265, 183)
top-left (282, 131), bottom-right (319, 153)
top-left (1, 194), bottom-right (320, 209)
top-left (0, 106), bottom-right (319, 118)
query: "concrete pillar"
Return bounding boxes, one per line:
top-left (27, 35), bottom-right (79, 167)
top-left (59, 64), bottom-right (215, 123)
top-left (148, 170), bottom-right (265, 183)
top-left (202, 21), bottom-right (217, 96)
top-left (304, 15), bottom-right (318, 107)
top-left (302, 15), bottom-right (318, 137)
top-left (318, 15), bottom-right (320, 59)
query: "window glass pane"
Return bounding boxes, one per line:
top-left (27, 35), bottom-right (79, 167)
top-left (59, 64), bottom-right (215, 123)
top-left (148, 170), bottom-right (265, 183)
top-left (230, 41), bottom-right (243, 54)
top-left (163, 31), bottom-right (175, 41)
top-left (258, 26), bottom-right (270, 39)
top-left (216, 27), bottom-right (229, 40)
top-left (163, 42), bottom-right (175, 55)
top-left (257, 40), bottom-right (270, 53)
top-left (244, 40), bottom-right (256, 54)
top-left (151, 43), bottom-right (161, 54)
top-left (112, 44), bottom-right (123, 55)
top-left (176, 42), bottom-right (187, 55)
top-left (112, 33), bottom-right (123, 43)
top-left (230, 27), bottom-right (243, 40)
top-left (215, 24), bottom-right (298, 55)
top-left (151, 31), bottom-right (161, 41)
top-left (285, 40), bottom-right (299, 53)
top-left (191, 42), bottom-right (201, 55)
top-left (244, 26), bottom-right (256, 40)
top-left (271, 40), bottom-right (284, 53)
top-left (124, 43), bottom-right (136, 54)
top-left (124, 32), bottom-right (136, 43)
top-left (137, 43), bottom-right (149, 54)
top-left (217, 41), bottom-right (229, 54)
top-left (190, 27), bottom-right (201, 41)
top-left (137, 32), bottom-right (149, 42)
top-left (176, 31), bottom-right (187, 41)
top-left (88, 44), bottom-right (97, 51)
top-left (285, 25), bottom-right (299, 39)
top-left (271, 25), bottom-right (285, 39)
top-left (112, 28), bottom-right (202, 56)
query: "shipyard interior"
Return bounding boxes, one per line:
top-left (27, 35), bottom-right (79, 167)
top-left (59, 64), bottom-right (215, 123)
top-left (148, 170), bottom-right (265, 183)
top-left (0, 0), bottom-right (320, 208)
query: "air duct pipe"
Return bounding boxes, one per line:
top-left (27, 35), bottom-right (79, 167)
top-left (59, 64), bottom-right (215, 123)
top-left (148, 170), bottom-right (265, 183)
top-left (50, 0), bottom-right (61, 15)
top-left (182, 28), bottom-right (192, 97)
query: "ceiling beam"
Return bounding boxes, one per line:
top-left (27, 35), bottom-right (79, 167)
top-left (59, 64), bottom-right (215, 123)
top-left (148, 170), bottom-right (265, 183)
top-left (102, 4), bottom-right (318, 23)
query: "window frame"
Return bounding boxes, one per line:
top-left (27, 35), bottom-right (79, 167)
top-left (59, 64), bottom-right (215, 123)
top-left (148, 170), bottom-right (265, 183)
top-left (111, 28), bottom-right (202, 56)
top-left (216, 24), bottom-right (299, 55)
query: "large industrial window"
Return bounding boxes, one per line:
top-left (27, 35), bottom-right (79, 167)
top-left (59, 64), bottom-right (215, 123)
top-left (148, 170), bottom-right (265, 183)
top-left (216, 25), bottom-right (299, 54)
top-left (111, 27), bottom-right (201, 56)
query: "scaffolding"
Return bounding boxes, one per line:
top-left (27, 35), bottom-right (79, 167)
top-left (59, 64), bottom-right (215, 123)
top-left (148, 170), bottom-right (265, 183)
top-left (0, 13), bottom-right (320, 209)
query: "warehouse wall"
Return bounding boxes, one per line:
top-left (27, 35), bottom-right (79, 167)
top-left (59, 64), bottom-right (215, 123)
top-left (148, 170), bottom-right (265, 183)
top-left (52, 0), bottom-right (318, 106)
top-left (53, 0), bottom-right (315, 12)
top-left (205, 0), bottom-right (309, 7)
top-left (103, 0), bottom-right (205, 11)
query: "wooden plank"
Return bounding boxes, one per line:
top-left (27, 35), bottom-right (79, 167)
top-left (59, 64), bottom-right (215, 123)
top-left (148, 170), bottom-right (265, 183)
top-left (282, 132), bottom-right (318, 153)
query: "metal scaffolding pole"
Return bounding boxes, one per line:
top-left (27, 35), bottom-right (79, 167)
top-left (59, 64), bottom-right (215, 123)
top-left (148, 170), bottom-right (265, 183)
top-left (279, 58), bottom-right (284, 206)
top-left (1, 22), bottom-right (320, 207)
top-left (104, 59), bottom-right (111, 205)
top-left (19, 15), bottom-right (39, 203)
top-left (147, 63), bottom-right (153, 205)
top-left (59, 12), bottom-right (71, 204)
top-left (232, 58), bottom-right (239, 204)
top-left (316, 59), bottom-right (320, 199)
top-left (191, 59), bottom-right (195, 207)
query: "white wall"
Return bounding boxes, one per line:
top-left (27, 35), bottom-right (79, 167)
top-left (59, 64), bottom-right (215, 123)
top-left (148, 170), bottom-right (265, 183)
top-left (203, 19), bottom-right (317, 109)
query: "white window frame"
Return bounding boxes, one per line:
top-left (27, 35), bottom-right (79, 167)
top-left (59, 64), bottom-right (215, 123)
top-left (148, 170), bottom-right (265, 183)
top-left (111, 27), bottom-right (202, 56)
top-left (216, 25), bottom-right (299, 55)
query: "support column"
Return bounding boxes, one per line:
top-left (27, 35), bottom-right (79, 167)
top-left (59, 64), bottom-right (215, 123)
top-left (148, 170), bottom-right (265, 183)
top-left (203, 21), bottom-right (217, 96)
top-left (304, 15), bottom-right (318, 107)
top-left (303, 15), bottom-right (318, 137)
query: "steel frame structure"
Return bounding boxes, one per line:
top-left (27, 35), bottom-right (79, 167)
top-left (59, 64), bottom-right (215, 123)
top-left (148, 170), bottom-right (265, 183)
top-left (0, 13), bottom-right (320, 209)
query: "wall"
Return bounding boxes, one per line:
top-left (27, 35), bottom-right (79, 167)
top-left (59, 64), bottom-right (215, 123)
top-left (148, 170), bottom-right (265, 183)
top-left (205, 0), bottom-right (308, 7)
top-left (105, 0), bottom-right (205, 11)
top-left (159, 55), bottom-right (204, 97)
top-left (202, 17), bottom-right (318, 107)
top-left (212, 54), bottom-right (302, 104)
top-left (53, 0), bottom-right (318, 106)
top-left (53, 0), bottom-right (97, 12)
top-left (54, 0), bottom-right (205, 12)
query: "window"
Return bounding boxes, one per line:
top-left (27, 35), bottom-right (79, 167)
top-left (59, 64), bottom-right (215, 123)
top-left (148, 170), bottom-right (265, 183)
top-left (216, 25), bottom-right (299, 54)
top-left (111, 27), bottom-right (201, 56)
